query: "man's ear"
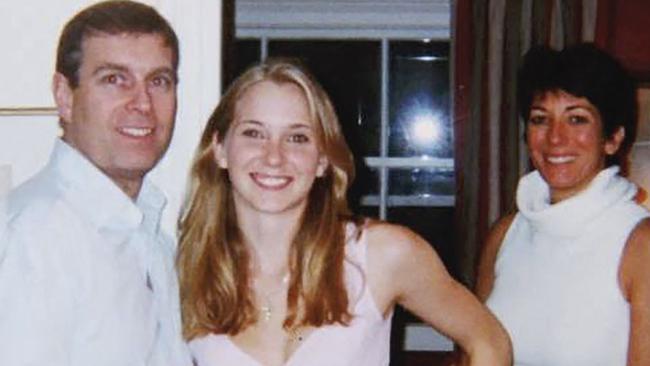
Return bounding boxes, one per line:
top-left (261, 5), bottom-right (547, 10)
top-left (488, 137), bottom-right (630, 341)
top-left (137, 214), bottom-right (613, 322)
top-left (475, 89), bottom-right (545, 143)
top-left (212, 132), bottom-right (228, 169)
top-left (316, 154), bottom-right (329, 177)
top-left (604, 126), bottom-right (625, 156)
top-left (52, 72), bottom-right (74, 124)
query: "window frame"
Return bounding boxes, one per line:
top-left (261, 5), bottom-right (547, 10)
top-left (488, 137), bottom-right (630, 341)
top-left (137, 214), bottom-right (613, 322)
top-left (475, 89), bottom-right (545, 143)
top-left (234, 1), bottom-right (454, 220)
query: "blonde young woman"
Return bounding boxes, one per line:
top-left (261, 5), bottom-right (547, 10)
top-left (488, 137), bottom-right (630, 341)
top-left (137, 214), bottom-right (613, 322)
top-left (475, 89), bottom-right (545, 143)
top-left (178, 59), bottom-right (511, 366)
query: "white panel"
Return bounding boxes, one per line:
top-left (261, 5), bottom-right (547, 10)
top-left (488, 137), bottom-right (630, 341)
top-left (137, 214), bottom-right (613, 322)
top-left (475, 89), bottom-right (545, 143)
top-left (236, 0), bottom-right (451, 39)
top-left (0, 0), bottom-right (175, 108)
top-left (150, 0), bottom-right (223, 234)
top-left (0, 115), bottom-right (60, 188)
top-left (0, 0), bottom-right (97, 107)
top-left (0, 165), bottom-right (11, 198)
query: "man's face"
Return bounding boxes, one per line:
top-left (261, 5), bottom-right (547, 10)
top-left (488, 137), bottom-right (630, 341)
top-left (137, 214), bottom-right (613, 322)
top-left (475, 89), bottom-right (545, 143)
top-left (53, 33), bottom-right (177, 198)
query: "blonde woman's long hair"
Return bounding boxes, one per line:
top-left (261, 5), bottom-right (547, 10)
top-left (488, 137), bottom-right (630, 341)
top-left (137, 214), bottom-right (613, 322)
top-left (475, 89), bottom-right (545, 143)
top-left (178, 59), bottom-right (357, 339)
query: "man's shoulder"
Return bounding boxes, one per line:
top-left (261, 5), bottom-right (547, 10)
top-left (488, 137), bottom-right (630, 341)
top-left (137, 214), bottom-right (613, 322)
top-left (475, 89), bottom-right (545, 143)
top-left (5, 170), bottom-right (65, 228)
top-left (0, 170), bottom-right (77, 268)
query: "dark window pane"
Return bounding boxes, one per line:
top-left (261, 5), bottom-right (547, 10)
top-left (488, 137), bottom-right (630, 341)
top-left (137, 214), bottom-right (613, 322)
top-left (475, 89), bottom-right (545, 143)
top-left (387, 207), bottom-right (456, 276)
top-left (357, 205), bottom-right (379, 220)
top-left (268, 40), bottom-right (381, 157)
top-left (349, 166), bottom-right (378, 214)
top-left (389, 41), bottom-right (451, 158)
top-left (228, 39), bottom-right (261, 87)
top-left (358, 167), bottom-right (379, 196)
top-left (388, 168), bottom-right (454, 197)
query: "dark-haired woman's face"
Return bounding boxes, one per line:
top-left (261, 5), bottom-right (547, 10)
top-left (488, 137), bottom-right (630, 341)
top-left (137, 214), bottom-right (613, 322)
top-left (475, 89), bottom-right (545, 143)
top-left (526, 91), bottom-right (623, 203)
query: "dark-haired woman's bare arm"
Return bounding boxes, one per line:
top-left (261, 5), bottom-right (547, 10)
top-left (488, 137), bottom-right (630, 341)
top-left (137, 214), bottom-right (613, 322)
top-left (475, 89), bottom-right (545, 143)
top-left (620, 217), bottom-right (650, 366)
top-left (474, 214), bottom-right (515, 302)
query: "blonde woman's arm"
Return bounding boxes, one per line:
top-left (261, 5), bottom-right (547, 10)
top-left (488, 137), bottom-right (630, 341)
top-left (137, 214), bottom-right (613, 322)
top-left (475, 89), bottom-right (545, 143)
top-left (365, 221), bottom-right (512, 366)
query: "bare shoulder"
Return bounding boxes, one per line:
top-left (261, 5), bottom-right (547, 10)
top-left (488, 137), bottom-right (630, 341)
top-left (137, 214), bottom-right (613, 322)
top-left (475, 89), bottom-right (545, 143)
top-left (620, 217), bottom-right (650, 299)
top-left (363, 219), bottom-right (432, 266)
top-left (363, 220), bottom-right (444, 314)
top-left (627, 216), bottom-right (650, 240)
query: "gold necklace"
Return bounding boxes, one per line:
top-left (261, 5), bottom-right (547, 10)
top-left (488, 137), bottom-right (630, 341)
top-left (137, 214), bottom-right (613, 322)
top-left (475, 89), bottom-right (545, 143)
top-left (258, 273), bottom-right (290, 322)
top-left (288, 326), bottom-right (304, 343)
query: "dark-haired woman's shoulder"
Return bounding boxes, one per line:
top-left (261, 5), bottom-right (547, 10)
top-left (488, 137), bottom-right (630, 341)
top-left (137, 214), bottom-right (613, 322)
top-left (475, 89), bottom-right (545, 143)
top-left (619, 217), bottom-right (650, 365)
top-left (475, 213), bottom-right (517, 301)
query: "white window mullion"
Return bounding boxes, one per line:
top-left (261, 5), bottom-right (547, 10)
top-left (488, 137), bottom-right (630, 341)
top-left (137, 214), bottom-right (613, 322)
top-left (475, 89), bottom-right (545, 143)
top-left (379, 38), bottom-right (389, 220)
top-left (260, 36), bottom-right (269, 60)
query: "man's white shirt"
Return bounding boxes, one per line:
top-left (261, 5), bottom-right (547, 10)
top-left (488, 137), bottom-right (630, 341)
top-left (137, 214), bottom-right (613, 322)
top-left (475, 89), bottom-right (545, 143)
top-left (0, 140), bottom-right (190, 366)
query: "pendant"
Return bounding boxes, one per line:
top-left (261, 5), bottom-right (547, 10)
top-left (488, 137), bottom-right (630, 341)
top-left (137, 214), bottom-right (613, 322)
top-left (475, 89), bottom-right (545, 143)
top-left (261, 305), bottom-right (272, 322)
top-left (288, 327), bottom-right (304, 342)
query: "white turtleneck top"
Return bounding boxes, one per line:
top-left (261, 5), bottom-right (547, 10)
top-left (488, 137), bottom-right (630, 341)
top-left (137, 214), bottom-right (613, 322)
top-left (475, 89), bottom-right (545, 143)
top-left (486, 166), bottom-right (649, 366)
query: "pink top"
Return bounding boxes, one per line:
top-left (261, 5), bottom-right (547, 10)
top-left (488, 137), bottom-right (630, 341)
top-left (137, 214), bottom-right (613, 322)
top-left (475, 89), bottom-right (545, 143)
top-left (189, 224), bottom-right (393, 366)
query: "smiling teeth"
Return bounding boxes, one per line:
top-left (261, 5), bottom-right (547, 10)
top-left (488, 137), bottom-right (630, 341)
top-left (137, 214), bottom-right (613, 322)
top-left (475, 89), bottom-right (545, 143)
top-left (121, 127), bottom-right (152, 137)
top-left (547, 156), bottom-right (574, 164)
top-left (252, 173), bottom-right (292, 188)
top-left (257, 176), bottom-right (289, 186)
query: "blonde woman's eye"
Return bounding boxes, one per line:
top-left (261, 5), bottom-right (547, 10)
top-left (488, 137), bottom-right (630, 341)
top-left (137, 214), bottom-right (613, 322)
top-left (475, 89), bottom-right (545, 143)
top-left (242, 129), bottom-right (264, 139)
top-left (288, 134), bottom-right (310, 143)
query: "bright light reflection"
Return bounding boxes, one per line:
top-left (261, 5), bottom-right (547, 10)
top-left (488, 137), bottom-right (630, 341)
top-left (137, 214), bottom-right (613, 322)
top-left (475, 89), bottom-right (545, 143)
top-left (410, 112), bottom-right (441, 147)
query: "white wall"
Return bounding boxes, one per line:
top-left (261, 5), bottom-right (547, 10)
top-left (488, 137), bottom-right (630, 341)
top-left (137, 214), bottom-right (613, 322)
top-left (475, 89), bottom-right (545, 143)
top-left (0, 0), bottom-right (223, 235)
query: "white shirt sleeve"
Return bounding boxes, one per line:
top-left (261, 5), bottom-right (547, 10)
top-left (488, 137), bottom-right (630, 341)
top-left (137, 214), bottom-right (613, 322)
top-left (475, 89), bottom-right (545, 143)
top-left (0, 220), bottom-right (77, 366)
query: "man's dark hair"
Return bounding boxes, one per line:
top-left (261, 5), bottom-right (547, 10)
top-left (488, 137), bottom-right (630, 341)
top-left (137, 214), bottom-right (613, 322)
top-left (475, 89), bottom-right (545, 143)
top-left (56, 0), bottom-right (179, 88)
top-left (518, 43), bottom-right (638, 168)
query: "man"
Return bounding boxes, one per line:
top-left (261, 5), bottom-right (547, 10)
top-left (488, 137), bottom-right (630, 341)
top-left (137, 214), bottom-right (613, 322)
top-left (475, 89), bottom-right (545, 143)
top-left (0, 1), bottom-right (191, 365)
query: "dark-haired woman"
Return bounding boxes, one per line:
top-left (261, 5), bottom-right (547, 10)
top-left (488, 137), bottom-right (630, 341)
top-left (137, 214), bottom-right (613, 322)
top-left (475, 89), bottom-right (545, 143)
top-left (476, 43), bottom-right (650, 366)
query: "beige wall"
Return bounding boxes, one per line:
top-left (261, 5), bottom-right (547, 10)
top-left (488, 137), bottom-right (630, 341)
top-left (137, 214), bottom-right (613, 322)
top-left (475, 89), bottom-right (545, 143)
top-left (630, 88), bottom-right (650, 210)
top-left (0, 0), bottom-right (223, 234)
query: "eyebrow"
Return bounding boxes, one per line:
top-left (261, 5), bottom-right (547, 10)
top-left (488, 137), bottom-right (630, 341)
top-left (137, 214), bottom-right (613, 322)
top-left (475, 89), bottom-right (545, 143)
top-left (565, 104), bottom-right (596, 113)
top-left (92, 63), bottom-right (129, 77)
top-left (236, 119), bottom-right (264, 127)
top-left (92, 63), bottom-right (177, 81)
top-left (237, 120), bottom-right (313, 129)
top-left (529, 104), bottom-right (595, 113)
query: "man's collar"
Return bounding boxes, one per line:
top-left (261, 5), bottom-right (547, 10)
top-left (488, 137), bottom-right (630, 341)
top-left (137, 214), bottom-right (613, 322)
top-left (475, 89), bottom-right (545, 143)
top-left (48, 139), bottom-right (166, 233)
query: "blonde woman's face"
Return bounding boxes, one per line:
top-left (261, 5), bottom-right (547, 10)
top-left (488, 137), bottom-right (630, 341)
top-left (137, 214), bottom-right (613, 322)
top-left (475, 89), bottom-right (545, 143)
top-left (214, 81), bottom-right (328, 216)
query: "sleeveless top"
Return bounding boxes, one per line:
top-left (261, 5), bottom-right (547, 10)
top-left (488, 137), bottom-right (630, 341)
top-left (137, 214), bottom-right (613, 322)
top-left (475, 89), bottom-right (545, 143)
top-left (486, 166), bottom-right (649, 366)
top-left (189, 223), bottom-right (393, 366)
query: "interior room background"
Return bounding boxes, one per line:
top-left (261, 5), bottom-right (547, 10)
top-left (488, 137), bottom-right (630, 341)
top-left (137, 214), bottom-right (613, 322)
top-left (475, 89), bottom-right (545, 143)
top-left (1, 1), bottom-right (649, 365)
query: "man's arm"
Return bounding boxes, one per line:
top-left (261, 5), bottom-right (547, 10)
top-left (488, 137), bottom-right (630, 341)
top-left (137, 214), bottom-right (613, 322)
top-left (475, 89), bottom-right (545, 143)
top-left (0, 219), bottom-right (76, 365)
